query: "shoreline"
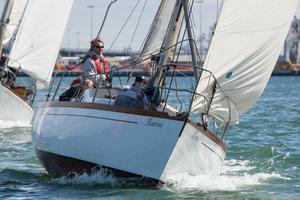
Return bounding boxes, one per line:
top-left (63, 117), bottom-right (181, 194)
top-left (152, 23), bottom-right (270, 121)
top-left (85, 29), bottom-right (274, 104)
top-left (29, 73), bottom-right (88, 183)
top-left (16, 70), bottom-right (300, 77)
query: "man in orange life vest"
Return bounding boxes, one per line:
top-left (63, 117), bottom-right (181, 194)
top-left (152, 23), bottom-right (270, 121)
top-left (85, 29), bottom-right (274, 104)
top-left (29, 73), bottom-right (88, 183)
top-left (82, 37), bottom-right (109, 90)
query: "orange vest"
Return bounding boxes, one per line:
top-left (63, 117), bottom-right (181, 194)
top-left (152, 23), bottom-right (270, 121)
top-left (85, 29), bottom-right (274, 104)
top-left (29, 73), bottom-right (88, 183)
top-left (92, 54), bottom-right (108, 74)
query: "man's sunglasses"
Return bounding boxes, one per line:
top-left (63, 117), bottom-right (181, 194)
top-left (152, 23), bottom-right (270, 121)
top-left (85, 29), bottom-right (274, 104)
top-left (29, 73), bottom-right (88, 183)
top-left (95, 45), bottom-right (104, 49)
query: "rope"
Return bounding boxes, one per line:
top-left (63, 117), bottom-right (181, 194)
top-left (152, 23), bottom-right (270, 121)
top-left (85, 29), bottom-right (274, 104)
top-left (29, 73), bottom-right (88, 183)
top-left (108, 0), bottom-right (141, 51)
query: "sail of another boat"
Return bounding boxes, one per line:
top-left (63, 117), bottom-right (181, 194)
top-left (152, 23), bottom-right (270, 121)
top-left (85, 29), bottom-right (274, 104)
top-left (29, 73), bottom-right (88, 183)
top-left (1, 0), bottom-right (28, 46)
top-left (7, 0), bottom-right (74, 85)
top-left (0, 0), bottom-right (74, 124)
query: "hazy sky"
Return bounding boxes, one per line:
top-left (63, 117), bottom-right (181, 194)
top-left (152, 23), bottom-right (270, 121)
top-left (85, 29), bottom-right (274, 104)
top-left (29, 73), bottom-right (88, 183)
top-left (63, 0), bottom-right (219, 51)
top-left (0, 0), bottom-right (220, 51)
top-left (2, 0), bottom-right (300, 51)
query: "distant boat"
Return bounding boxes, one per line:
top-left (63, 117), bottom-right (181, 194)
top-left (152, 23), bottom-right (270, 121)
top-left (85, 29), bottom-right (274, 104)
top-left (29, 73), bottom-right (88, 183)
top-left (0, 0), bottom-right (74, 124)
top-left (0, 0), bottom-right (32, 124)
top-left (32, 0), bottom-right (298, 184)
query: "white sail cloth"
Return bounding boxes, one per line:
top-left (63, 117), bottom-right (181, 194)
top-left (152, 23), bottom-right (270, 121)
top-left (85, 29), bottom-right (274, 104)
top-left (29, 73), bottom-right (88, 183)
top-left (2, 0), bottom-right (27, 45)
top-left (139, 0), bottom-right (177, 57)
top-left (7, 0), bottom-right (73, 84)
top-left (191, 0), bottom-right (299, 124)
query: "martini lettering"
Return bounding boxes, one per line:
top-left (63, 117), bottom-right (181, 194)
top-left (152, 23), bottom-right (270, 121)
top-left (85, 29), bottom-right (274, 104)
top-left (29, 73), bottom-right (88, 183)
top-left (147, 118), bottom-right (163, 128)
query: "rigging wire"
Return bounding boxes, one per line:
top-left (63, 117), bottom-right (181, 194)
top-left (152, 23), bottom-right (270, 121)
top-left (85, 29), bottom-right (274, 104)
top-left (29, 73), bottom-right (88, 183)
top-left (97, 0), bottom-right (117, 38)
top-left (190, 2), bottom-right (200, 61)
top-left (137, 0), bottom-right (163, 56)
top-left (108, 0), bottom-right (141, 51)
top-left (128, 0), bottom-right (147, 51)
top-left (174, 0), bottom-right (200, 63)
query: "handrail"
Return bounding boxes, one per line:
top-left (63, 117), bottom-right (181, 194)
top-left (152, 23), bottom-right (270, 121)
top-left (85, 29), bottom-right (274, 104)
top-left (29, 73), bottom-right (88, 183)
top-left (44, 72), bottom-right (229, 140)
top-left (29, 83), bottom-right (37, 105)
top-left (52, 71), bottom-right (65, 101)
top-left (45, 58), bottom-right (232, 138)
top-left (46, 71), bottom-right (57, 101)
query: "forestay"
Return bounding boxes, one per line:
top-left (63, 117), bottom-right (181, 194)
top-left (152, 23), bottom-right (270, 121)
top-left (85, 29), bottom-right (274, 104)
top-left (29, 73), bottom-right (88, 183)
top-left (2, 0), bottom-right (28, 45)
top-left (139, 0), bottom-right (177, 57)
top-left (7, 0), bottom-right (74, 84)
top-left (191, 0), bottom-right (298, 124)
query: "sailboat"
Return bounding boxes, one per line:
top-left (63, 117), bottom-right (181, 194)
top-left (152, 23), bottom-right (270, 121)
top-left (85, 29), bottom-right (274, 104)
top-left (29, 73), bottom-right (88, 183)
top-left (32, 0), bottom-right (298, 183)
top-left (0, 0), bottom-right (32, 124)
top-left (0, 0), bottom-right (74, 124)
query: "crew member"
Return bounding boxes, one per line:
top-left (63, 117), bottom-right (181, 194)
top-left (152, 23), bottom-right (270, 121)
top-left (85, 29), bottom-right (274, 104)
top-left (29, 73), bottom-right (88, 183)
top-left (82, 37), bottom-right (109, 90)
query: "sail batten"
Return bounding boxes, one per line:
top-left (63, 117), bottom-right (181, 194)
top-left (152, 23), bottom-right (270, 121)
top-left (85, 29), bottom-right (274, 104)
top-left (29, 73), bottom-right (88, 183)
top-left (7, 0), bottom-right (74, 84)
top-left (191, 0), bottom-right (299, 124)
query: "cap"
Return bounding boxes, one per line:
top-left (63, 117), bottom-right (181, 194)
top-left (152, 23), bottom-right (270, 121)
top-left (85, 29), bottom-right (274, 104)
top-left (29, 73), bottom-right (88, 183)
top-left (135, 76), bottom-right (146, 84)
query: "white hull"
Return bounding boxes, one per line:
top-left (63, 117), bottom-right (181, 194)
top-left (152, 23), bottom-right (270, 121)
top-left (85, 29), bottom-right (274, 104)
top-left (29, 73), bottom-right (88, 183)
top-left (32, 102), bottom-right (226, 182)
top-left (0, 84), bottom-right (33, 124)
top-left (161, 122), bottom-right (226, 181)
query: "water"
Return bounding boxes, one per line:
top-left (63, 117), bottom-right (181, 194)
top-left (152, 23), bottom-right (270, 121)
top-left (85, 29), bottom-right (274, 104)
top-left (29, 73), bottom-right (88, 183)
top-left (0, 76), bottom-right (299, 199)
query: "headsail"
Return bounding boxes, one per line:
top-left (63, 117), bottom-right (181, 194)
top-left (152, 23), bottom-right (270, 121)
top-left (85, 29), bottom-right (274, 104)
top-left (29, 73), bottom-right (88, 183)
top-left (7, 0), bottom-right (74, 84)
top-left (191, 0), bottom-right (299, 124)
top-left (139, 0), bottom-right (177, 57)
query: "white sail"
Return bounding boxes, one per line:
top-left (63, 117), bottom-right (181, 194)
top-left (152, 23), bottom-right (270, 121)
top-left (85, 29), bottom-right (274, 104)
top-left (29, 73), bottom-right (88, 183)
top-left (7, 0), bottom-right (74, 84)
top-left (2, 0), bottom-right (27, 45)
top-left (139, 0), bottom-right (177, 57)
top-left (191, 0), bottom-right (299, 124)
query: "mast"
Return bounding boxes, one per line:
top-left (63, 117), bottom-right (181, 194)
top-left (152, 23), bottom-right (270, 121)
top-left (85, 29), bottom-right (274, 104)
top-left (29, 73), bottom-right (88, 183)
top-left (152, 0), bottom-right (184, 88)
top-left (0, 0), bottom-right (14, 55)
top-left (149, 0), bottom-right (199, 106)
top-left (182, 0), bottom-right (199, 80)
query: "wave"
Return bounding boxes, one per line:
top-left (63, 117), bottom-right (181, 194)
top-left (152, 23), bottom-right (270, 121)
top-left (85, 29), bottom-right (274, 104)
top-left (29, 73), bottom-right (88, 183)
top-left (162, 159), bottom-right (290, 192)
top-left (0, 120), bottom-right (31, 129)
top-left (48, 159), bottom-right (289, 191)
top-left (51, 172), bottom-right (120, 186)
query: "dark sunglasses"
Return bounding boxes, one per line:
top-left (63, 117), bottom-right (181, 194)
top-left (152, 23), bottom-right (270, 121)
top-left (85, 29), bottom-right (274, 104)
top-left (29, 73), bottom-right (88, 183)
top-left (95, 45), bottom-right (104, 49)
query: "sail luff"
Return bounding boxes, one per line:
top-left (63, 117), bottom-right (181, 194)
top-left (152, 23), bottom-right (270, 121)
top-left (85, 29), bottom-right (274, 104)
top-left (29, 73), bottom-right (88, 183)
top-left (191, 0), bottom-right (299, 124)
top-left (139, 0), bottom-right (177, 58)
top-left (7, 0), bottom-right (74, 84)
top-left (152, 0), bottom-right (184, 88)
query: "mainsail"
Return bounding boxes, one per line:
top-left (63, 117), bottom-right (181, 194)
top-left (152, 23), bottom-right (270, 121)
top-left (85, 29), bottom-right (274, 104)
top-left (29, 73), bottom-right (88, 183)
top-left (7, 0), bottom-right (74, 84)
top-left (139, 0), bottom-right (177, 57)
top-left (2, 0), bottom-right (27, 45)
top-left (191, 0), bottom-right (299, 124)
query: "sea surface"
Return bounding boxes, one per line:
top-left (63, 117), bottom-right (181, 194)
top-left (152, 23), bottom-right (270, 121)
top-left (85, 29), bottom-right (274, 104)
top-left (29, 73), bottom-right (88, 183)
top-left (0, 76), bottom-right (299, 199)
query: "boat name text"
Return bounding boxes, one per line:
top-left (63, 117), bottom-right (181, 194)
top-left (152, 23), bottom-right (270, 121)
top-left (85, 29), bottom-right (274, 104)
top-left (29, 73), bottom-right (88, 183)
top-left (147, 118), bottom-right (163, 128)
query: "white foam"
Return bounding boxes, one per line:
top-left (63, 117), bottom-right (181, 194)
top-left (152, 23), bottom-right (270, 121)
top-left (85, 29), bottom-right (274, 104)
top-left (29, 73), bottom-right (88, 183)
top-left (163, 172), bottom-right (285, 192)
top-left (51, 172), bottom-right (119, 186)
top-left (49, 159), bottom-right (289, 191)
top-left (0, 120), bottom-right (31, 129)
top-left (162, 159), bottom-right (289, 192)
top-left (221, 159), bottom-right (255, 174)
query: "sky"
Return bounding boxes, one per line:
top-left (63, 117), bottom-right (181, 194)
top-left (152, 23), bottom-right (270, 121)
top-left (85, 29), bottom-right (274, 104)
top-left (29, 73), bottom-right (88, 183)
top-left (1, 0), bottom-right (300, 51)
top-left (62, 0), bottom-right (220, 51)
top-left (0, 0), bottom-right (220, 51)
